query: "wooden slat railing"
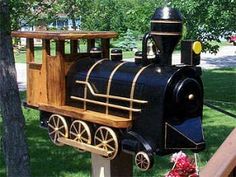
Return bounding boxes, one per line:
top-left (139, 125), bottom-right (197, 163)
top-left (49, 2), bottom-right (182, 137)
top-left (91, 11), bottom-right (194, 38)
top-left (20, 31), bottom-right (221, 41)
top-left (200, 128), bottom-right (236, 177)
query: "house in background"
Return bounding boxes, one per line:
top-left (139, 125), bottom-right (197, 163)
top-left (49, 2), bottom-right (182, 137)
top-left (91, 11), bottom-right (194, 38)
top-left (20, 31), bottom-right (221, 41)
top-left (48, 14), bottom-right (81, 30)
top-left (19, 14), bottom-right (81, 46)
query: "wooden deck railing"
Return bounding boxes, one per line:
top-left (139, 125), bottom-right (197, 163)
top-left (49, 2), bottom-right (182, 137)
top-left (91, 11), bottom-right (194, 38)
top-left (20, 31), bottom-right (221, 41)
top-left (200, 128), bottom-right (236, 177)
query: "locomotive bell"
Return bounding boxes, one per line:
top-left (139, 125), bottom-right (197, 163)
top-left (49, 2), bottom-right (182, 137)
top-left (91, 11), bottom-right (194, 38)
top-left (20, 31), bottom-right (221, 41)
top-left (148, 7), bottom-right (183, 65)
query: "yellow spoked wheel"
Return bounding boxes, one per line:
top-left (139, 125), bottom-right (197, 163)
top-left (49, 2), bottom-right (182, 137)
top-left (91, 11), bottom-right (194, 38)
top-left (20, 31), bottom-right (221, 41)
top-left (70, 120), bottom-right (92, 152)
top-left (94, 126), bottom-right (118, 160)
top-left (135, 151), bottom-right (153, 171)
top-left (48, 114), bottom-right (68, 146)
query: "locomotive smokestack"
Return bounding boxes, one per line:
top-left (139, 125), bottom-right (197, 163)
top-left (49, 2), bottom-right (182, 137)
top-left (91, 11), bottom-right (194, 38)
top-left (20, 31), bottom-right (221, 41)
top-left (150, 7), bottom-right (183, 65)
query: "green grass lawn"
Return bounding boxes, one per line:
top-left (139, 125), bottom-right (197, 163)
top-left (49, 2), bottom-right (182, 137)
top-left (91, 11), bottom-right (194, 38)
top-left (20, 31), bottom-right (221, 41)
top-left (0, 105), bottom-right (235, 177)
top-left (13, 40), bottom-right (179, 63)
top-left (202, 68), bottom-right (236, 115)
top-left (0, 68), bottom-right (235, 176)
top-left (14, 38), bottom-right (231, 63)
top-left (14, 40), bottom-right (138, 63)
top-left (0, 26), bottom-right (232, 176)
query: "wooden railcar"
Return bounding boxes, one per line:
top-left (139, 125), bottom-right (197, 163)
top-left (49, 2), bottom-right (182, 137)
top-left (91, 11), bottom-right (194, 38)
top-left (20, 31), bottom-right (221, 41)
top-left (12, 30), bottom-right (133, 159)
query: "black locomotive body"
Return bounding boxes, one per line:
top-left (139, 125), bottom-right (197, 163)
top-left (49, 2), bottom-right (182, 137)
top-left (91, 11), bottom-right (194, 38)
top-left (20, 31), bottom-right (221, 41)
top-left (66, 57), bottom-right (204, 164)
top-left (39, 7), bottom-right (205, 171)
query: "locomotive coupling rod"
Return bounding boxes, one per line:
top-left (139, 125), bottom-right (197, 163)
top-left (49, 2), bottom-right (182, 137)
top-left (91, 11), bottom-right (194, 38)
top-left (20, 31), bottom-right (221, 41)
top-left (71, 96), bottom-right (142, 112)
top-left (58, 137), bottom-right (112, 157)
top-left (75, 80), bottom-right (148, 104)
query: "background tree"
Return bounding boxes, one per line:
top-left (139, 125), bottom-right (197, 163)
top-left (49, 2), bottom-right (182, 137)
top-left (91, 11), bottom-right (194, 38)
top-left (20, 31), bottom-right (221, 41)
top-left (80, 0), bottom-right (235, 53)
top-left (0, 0), bottom-right (31, 176)
top-left (7, 0), bottom-right (236, 52)
top-left (170, 0), bottom-right (236, 53)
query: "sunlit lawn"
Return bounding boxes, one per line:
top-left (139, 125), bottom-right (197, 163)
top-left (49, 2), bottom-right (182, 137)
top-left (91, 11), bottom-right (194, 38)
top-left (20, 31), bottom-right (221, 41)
top-left (0, 67), bottom-right (235, 176)
top-left (203, 68), bottom-right (236, 115)
top-left (0, 105), bottom-right (235, 177)
top-left (14, 40), bottom-right (139, 63)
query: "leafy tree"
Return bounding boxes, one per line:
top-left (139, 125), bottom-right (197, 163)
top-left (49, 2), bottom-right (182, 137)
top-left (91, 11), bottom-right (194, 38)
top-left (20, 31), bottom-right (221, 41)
top-left (80, 0), bottom-right (236, 53)
top-left (9, 0), bottom-right (57, 30)
top-left (8, 0), bottom-right (236, 53)
top-left (170, 0), bottom-right (236, 53)
top-left (0, 0), bottom-right (31, 176)
top-left (116, 29), bottom-right (137, 51)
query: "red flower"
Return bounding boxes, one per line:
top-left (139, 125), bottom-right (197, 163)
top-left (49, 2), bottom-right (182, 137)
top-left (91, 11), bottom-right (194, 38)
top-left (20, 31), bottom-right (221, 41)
top-left (165, 169), bottom-right (181, 177)
top-left (165, 152), bottom-right (198, 177)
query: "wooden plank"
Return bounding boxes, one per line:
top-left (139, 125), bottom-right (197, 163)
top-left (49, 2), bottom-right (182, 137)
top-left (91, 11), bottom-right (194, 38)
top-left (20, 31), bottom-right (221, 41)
top-left (229, 167), bottom-right (236, 177)
top-left (12, 31), bottom-right (118, 40)
top-left (87, 39), bottom-right (95, 52)
top-left (200, 128), bottom-right (236, 177)
top-left (101, 39), bottom-right (110, 58)
top-left (42, 39), bottom-right (50, 56)
top-left (26, 38), bottom-right (34, 63)
top-left (58, 138), bottom-right (111, 157)
top-left (39, 104), bottom-right (132, 128)
top-left (70, 40), bottom-right (78, 54)
top-left (27, 63), bottom-right (42, 107)
top-left (46, 40), bottom-right (65, 106)
top-left (40, 39), bottom-right (50, 104)
top-left (91, 153), bottom-right (133, 177)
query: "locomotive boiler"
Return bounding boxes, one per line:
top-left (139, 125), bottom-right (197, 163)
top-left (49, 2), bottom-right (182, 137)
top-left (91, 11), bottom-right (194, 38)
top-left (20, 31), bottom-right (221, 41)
top-left (21, 7), bottom-right (205, 171)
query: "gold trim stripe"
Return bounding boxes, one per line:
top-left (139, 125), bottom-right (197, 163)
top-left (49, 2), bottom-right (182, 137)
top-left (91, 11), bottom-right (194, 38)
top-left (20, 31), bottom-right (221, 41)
top-left (71, 96), bottom-right (142, 112)
top-left (84, 59), bottom-right (106, 109)
top-left (106, 62), bottom-right (126, 114)
top-left (76, 80), bottom-right (148, 104)
top-left (151, 20), bottom-right (182, 24)
top-left (129, 64), bottom-right (152, 119)
top-left (111, 53), bottom-right (122, 56)
top-left (90, 51), bottom-right (102, 54)
top-left (150, 32), bottom-right (181, 36)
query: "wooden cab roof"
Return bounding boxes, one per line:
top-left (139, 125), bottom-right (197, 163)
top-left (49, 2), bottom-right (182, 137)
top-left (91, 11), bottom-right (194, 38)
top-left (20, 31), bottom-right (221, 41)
top-left (11, 31), bottom-right (118, 40)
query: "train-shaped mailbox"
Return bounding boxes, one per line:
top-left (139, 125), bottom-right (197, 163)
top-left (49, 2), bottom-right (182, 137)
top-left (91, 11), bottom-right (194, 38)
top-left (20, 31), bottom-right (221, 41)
top-left (13, 7), bottom-right (205, 171)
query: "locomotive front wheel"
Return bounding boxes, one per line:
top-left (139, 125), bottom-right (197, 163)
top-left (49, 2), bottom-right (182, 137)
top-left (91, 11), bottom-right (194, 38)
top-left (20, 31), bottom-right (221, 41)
top-left (48, 114), bottom-right (68, 146)
top-left (135, 151), bottom-right (154, 171)
top-left (94, 126), bottom-right (118, 160)
top-left (70, 120), bottom-right (92, 152)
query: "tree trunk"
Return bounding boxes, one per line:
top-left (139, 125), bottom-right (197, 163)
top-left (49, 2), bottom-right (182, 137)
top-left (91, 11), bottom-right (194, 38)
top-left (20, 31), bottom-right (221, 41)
top-left (0, 0), bottom-right (31, 177)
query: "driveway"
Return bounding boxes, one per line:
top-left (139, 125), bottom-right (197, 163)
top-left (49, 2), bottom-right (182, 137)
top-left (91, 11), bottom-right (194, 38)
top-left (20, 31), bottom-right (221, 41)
top-left (172, 45), bottom-right (236, 69)
top-left (16, 45), bottom-right (236, 91)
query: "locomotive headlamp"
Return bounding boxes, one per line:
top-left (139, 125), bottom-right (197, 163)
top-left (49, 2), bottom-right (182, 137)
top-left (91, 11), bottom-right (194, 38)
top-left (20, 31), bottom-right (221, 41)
top-left (192, 41), bottom-right (202, 54)
top-left (188, 94), bottom-right (195, 101)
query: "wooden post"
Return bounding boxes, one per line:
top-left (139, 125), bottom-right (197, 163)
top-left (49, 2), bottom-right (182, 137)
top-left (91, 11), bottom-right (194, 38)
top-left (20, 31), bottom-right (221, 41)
top-left (200, 128), bottom-right (236, 177)
top-left (87, 39), bottom-right (95, 53)
top-left (91, 153), bottom-right (133, 177)
top-left (101, 39), bottom-right (110, 59)
top-left (70, 40), bottom-right (78, 54)
top-left (26, 38), bottom-right (34, 63)
top-left (46, 40), bottom-right (65, 106)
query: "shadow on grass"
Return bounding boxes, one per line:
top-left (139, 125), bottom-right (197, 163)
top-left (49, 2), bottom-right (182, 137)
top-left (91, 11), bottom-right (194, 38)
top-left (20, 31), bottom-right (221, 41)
top-left (1, 66), bottom-right (236, 177)
top-left (1, 108), bottom-right (235, 177)
top-left (26, 118), bottom-right (90, 177)
top-left (199, 119), bottom-right (235, 163)
top-left (202, 68), bottom-right (236, 115)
